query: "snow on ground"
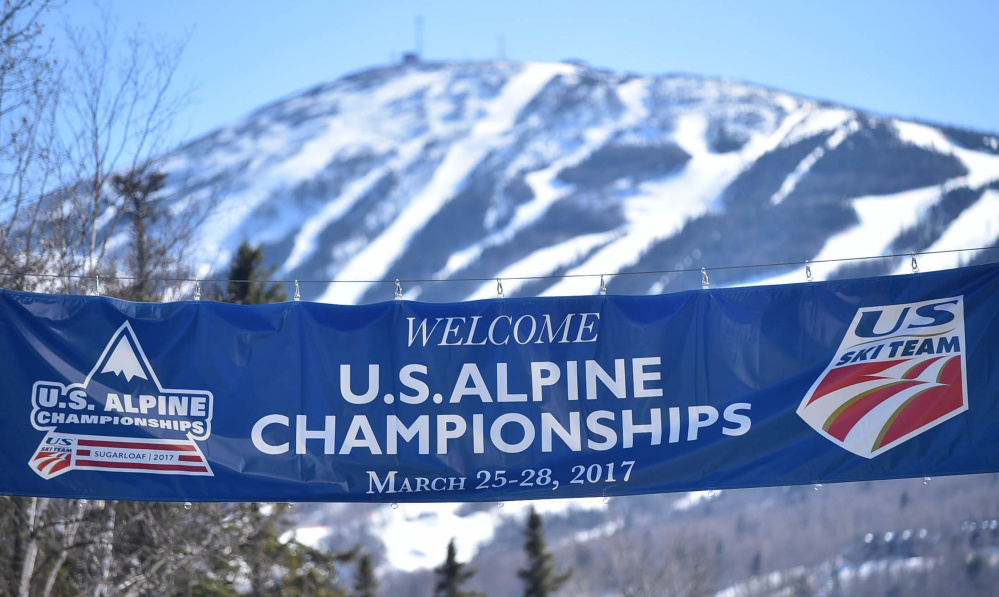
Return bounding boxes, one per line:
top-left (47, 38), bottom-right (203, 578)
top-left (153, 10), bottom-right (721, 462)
top-left (280, 525), bottom-right (333, 547)
top-left (893, 120), bottom-right (999, 189)
top-left (540, 111), bottom-right (736, 297)
top-left (319, 63), bottom-right (574, 304)
top-left (542, 105), bottom-right (814, 297)
top-left (374, 498), bottom-right (609, 572)
top-left (739, 119), bottom-right (999, 287)
top-left (672, 489), bottom-right (721, 511)
top-left (743, 184), bottom-right (945, 286)
top-left (891, 189), bottom-right (999, 274)
top-left (615, 77), bottom-right (652, 123)
top-left (278, 165), bottom-right (394, 275)
top-left (769, 119), bottom-right (859, 205)
top-left (746, 121), bottom-right (999, 287)
top-left (714, 555), bottom-right (937, 597)
top-left (193, 68), bottom-right (451, 272)
top-left (433, 132), bottom-right (613, 291)
top-left (375, 502), bottom-right (501, 572)
top-left (464, 232), bottom-right (619, 300)
top-left (156, 65), bottom-right (999, 304)
top-left (436, 76), bottom-right (651, 298)
top-left (781, 107), bottom-right (854, 147)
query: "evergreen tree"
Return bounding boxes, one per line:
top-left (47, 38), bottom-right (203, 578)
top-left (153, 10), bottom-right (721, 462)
top-left (239, 503), bottom-right (349, 597)
top-left (518, 506), bottom-right (571, 597)
top-left (352, 552), bottom-right (378, 597)
top-left (110, 167), bottom-right (169, 302)
top-left (224, 241), bottom-right (288, 304)
top-left (433, 538), bottom-right (481, 597)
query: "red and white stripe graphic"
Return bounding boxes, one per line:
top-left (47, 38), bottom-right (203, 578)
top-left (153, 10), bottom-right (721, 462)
top-left (31, 448), bottom-right (72, 479)
top-left (31, 433), bottom-right (213, 479)
top-left (797, 296), bottom-right (968, 459)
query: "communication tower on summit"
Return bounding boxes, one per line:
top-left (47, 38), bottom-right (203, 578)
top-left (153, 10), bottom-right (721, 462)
top-left (415, 16), bottom-right (423, 57)
top-left (403, 16), bottom-right (423, 65)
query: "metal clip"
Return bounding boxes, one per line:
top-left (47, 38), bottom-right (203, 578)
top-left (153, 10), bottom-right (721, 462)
top-left (194, 280), bottom-right (201, 301)
top-left (394, 279), bottom-right (402, 300)
top-left (911, 252), bottom-right (919, 273)
top-left (805, 260), bottom-right (813, 282)
top-left (294, 280), bottom-right (301, 301)
top-left (599, 274), bottom-right (607, 295)
top-left (701, 268), bottom-right (709, 290)
top-left (497, 278), bottom-right (504, 298)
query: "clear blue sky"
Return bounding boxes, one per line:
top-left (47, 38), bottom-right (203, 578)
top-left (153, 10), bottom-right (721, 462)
top-left (56, 0), bottom-right (999, 144)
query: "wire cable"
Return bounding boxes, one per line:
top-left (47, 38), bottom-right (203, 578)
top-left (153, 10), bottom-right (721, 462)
top-left (2, 245), bottom-right (998, 289)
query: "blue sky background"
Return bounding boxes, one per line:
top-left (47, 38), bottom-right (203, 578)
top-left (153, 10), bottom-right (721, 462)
top-left (55, 0), bottom-right (999, 144)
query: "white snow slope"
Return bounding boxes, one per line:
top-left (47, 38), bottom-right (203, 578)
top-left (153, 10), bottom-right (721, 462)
top-left (154, 60), bottom-right (999, 303)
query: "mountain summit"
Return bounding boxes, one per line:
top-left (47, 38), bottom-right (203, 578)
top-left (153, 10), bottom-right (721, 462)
top-left (100, 336), bottom-right (147, 383)
top-left (159, 60), bottom-right (999, 302)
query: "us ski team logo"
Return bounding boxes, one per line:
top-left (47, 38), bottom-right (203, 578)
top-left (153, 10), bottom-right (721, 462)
top-left (29, 322), bottom-right (214, 479)
top-left (797, 296), bottom-right (968, 459)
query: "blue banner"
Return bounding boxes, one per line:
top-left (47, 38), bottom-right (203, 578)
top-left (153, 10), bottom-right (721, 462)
top-left (1, 263), bottom-right (998, 502)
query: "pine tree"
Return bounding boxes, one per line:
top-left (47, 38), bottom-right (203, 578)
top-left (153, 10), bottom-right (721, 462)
top-left (110, 167), bottom-right (168, 302)
top-left (240, 503), bottom-right (349, 597)
top-left (518, 506), bottom-right (571, 597)
top-left (223, 241), bottom-right (288, 304)
top-left (352, 552), bottom-right (378, 597)
top-left (434, 538), bottom-right (481, 597)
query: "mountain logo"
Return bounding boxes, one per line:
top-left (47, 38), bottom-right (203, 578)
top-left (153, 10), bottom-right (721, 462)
top-left (797, 296), bottom-right (968, 459)
top-left (28, 322), bottom-right (214, 479)
top-left (101, 334), bottom-right (148, 382)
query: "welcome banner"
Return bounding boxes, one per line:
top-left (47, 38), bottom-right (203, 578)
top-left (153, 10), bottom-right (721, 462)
top-left (1, 263), bottom-right (998, 503)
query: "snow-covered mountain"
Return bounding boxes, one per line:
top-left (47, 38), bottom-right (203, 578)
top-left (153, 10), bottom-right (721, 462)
top-left (157, 60), bottom-right (999, 592)
top-left (159, 59), bottom-right (999, 303)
